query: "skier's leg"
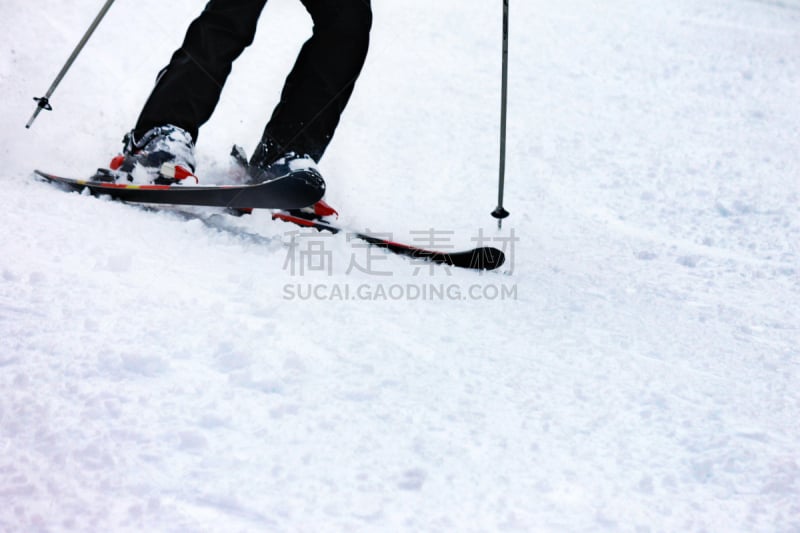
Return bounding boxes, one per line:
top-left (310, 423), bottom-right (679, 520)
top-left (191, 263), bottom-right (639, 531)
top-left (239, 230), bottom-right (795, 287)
top-left (135, 0), bottom-right (269, 141)
top-left (256, 0), bottom-right (372, 164)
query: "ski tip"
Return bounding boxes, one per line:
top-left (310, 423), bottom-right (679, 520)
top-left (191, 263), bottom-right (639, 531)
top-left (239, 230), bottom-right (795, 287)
top-left (453, 246), bottom-right (506, 270)
top-left (33, 169), bottom-right (59, 183)
top-left (410, 245), bottom-right (506, 270)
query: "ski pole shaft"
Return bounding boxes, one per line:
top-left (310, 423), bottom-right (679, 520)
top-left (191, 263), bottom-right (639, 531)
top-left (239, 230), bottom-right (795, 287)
top-left (26, 0), bottom-right (117, 129)
top-left (491, 0), bottom-right (511, 229)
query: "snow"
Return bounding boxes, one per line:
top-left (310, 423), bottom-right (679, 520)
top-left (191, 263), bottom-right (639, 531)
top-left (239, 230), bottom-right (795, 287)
top-left (1, 0), bottom-right (799, 531)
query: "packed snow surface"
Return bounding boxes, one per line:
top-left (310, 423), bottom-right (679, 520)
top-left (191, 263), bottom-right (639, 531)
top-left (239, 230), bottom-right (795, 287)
top-left (1, 0), bottom-right (799, 531)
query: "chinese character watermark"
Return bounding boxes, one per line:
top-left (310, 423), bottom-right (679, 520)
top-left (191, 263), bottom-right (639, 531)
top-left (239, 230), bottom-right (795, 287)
top-left (280, 226), bottom-right (518, 300)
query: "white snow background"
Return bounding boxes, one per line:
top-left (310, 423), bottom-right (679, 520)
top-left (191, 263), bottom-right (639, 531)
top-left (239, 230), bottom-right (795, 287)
top-left (1, 0), bottom-right (799, 531)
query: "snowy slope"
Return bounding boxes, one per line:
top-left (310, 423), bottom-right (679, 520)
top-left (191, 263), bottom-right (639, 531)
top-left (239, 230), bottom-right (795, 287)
top-left (1, 0), bottom-right (799, 531)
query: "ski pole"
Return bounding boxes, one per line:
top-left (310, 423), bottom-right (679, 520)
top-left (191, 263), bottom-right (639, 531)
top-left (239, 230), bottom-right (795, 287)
top-left (491, 0), bottom-right (510, 229)
top-left (26, 0), bottom-right (117, 129)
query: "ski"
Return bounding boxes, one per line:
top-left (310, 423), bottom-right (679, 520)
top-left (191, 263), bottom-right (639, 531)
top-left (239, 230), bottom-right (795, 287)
top-left (272, 212), bottom-right (506, 271)
top-left (34, 168), bottom-right (324, 210)
top-left (34, 167), bottom-right (506, 270)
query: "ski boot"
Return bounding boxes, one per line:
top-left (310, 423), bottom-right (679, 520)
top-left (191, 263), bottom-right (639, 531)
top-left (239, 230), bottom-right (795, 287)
top-left (251, 140), bottom-right (333, 220)
top-left (247, 138), bottom-right (321, 182)
top-left (98, 124), bottom-right (198, 185)
top-left (229, 140), bottom-right (331, 218)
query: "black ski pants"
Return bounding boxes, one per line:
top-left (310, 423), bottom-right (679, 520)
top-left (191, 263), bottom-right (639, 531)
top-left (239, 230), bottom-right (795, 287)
top-left (134, 0), bottom-right (372, 162)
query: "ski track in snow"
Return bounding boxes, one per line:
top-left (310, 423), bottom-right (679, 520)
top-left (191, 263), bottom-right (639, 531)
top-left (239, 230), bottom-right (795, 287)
top-left (1, 0), bottom-right (799, 531)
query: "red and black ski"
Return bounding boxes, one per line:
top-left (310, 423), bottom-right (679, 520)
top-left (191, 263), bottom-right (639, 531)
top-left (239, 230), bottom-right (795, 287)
top-left (273, 212), bottom-right (506, 271)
